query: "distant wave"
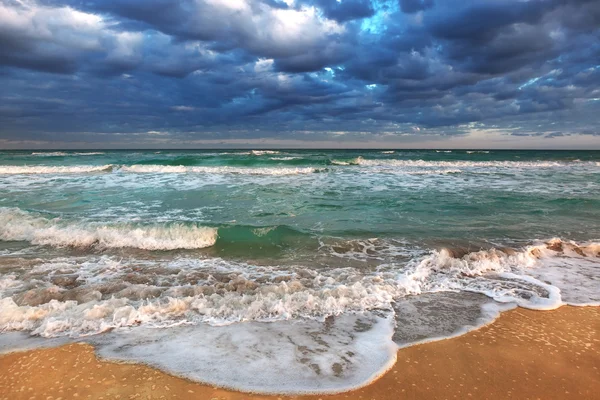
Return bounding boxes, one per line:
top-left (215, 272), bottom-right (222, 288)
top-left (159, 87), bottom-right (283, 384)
top-left (351, 159), bottom-right (585, 168)
top-left (0, 165), bottom-right (113, 174)
top-left (466, 151), bottom-right (490, 154)
top-left (251, 150), bottom-right (280, 156)
top-left (30, 152), bottom-right (105, 156)
top-left (0, 159), bottom-right (594, 176)
top-left (0, 207), bottom-right (217, 250)
top-left (31, 152), bottom-right (68, 156)
top-left (120, 165), bottom-right (321, 175)
top-left (329, 156), bottom-right (363, 166)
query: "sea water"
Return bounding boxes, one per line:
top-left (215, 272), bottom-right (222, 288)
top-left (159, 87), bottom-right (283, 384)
top-left (0, 149), bottom-right (598, 393)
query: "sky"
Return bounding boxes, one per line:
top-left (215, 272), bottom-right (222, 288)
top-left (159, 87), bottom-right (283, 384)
top-left (0, 0), bottom-right (599, 149)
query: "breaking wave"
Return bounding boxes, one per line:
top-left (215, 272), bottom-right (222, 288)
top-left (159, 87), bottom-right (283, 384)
top-left (0, 236), bottom-right (597, 338)
top-left (251, 150), bottom-right (280, 156)
top-left (120, 165), bottom-right (320, 175)
top-left (29, 152), bottom-right (105, 156)
top-left (0, 165), bottom-right (113, 174)
top-left (352, 158), bottom-right (589, 168)
top-left (0, 208), bottom-right (315, 252)
top-left (0, 208), bottom-right (217, 250)
top-left (0, 157), bottom-right (594, 176)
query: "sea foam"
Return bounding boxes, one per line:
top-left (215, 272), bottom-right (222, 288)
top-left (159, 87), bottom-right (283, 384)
top-left (1, 237), bottom-right (597, 340)
top-left (0, 208), bottom-right (217, 250)
top-left (0, 237), bottom-right (598, 393)
top-left (120, 165), bottom-right (318, 175)
top-left (0, 165), bottom-right (113, 174)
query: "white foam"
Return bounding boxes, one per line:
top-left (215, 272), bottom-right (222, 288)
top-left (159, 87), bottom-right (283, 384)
top-left (0, 165), bottom-right (113, 174)
top-left (330, 156), bottom-right (362, 166)
top-left (120, 165), bottom-right (318, 175)
top-left (0, 208), bottom-right (217, 250)
top-left (1, 238), bottom-right (597, 340)
top-left (251, 150), bottom-right (280, 155)
top-left (354, 159), bottom-right (590, 169)
top-left (404, 239), bottom-right (600, 309)
top-left (91, 313), bottom-right (397, 394)
top-left (30, 152), bottom-right (68, 156)
top-left (29, 152), bottom-right (105, 156)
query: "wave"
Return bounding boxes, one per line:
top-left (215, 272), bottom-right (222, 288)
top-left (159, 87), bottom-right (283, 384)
top-left (1, 158), bottom-right (592, 176)
top-left (412, 238), bottom-right (600, 308)
top-left (329, 156), bottom-right (363, 166)
top-left (270, 156), bottom-right (300, 161)
top-left (326, 157), bottom-right (593, 169)
top-left (251, 150), bottom-right (280, 156)
top-left (30, 152), bottom-right (105, 156)
top-left (4, 239), bottom-right (595, 395)
top-left (0, 165), bottom-right (113, 174)
top-left (352, 159), bottom-right (588, 168)
top-left (0, 208), bottom-right (317, 252)
top-left (120, 165), bottom-right (320, 175)
top-left (380, 151), bottom-right (395, 154)
top-left (466, 151), bottom-right (490, 154)
top-left (0, 208), bottom-right (217, 250)
top-left (30, 152), bottom-right (68, 156)
top-left (1, 238), bottom-right (597, 338)
top-left (0, 164), bottom-right (322, 175)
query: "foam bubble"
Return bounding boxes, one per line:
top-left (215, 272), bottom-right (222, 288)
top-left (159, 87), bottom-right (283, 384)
top-left (406, 239), bottom-right (600, 309)
top-left (1, 238), bottom-right (597, 340)
top-left (91, 313), bottom-right (397, 394)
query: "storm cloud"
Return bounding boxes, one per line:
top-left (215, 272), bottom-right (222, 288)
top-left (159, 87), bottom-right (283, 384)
top-left (0, 0), bottom-right (599, 147)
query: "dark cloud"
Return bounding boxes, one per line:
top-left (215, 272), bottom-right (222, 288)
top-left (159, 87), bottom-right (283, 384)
top-left (400, 0), bottom-right (434, 14)
top-left (0, 0), bottom-right (599, 146)
top-left (308, 0), bottom-right (374, 22)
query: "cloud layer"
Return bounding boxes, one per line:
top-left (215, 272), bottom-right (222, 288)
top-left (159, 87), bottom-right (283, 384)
top-left (1, 0), bottom-right (599, 147)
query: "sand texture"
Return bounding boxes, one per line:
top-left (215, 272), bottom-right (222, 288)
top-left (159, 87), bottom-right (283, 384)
top-left (1, 306), bottom-right (598, 400)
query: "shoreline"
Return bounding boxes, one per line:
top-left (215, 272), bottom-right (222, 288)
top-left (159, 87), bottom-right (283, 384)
top-left (1, 305), bottom-right (598, 400)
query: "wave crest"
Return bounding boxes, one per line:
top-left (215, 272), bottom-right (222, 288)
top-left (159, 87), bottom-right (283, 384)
top-left (120, 165), bottom-right (320, 175)
top-left (0, 165), bottom-right (113, 174)
top-left (0, 208), bottom-right (217, 250)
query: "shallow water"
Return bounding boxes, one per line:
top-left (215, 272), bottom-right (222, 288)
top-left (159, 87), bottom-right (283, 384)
top-left (0, 149), bottom-right (598, 393)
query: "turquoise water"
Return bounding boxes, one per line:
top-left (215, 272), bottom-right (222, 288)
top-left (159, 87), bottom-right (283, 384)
top-left (0, 149), bottom-right (599, 393)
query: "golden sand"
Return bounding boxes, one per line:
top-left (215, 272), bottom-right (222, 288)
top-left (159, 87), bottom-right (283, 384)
top-left (1, 306), bottom-right (598, 400)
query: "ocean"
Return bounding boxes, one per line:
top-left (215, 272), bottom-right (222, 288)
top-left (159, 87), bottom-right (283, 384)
top-left (0, 149), bottom-right (598, 394)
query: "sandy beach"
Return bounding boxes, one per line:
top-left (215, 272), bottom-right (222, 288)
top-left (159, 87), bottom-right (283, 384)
top-left (1, 306), bottom-right (598, 400)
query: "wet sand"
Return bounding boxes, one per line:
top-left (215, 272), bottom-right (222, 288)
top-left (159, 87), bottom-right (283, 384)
top-left (0, 306), bottom-right (598, 400)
